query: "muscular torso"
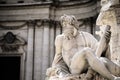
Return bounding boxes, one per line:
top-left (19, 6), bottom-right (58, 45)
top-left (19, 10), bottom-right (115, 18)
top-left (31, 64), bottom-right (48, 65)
top-left (62, 33), bottom-right (86, 66)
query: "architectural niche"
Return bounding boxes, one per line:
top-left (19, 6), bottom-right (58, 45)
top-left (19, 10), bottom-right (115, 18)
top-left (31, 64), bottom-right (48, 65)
top-left (0, 32), bottom-right (26, 53)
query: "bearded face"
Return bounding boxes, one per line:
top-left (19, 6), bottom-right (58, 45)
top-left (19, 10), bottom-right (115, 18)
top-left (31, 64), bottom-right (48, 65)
top-left (63, 23), bottom-right (74, 37)
top-left (60, 14), bottom-right (79, 39)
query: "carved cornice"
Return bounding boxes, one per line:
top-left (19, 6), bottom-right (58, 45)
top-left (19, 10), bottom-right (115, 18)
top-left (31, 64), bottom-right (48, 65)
top-left (0, 19), bottom-right (88, 29)
top-left (0, 0), bottom-right (93, 7)
top-left (0, 1), bottom-right (52, 7)
top-left (0, 20), bottom-right (56, 29)
top-left (54, 0), bottom-right (94, 7)
top-left (0, 0), bottom-right (98, 21)
top-left (0, 22), bottom-right (27, 30)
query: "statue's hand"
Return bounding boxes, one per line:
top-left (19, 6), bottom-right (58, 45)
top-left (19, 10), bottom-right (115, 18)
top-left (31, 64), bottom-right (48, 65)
top-left (104, 30), bottom-right (111, 43)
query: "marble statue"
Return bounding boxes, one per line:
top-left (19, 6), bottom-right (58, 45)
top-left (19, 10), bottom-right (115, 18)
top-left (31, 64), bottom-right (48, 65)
top-left (46, 14), bottom-right (120, 80)
top-left (46, 0), bottom-right (120, 80)
top-left (96, 0), bottom-right (120, 65)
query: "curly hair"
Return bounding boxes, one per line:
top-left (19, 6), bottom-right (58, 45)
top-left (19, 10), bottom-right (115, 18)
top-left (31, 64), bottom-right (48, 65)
top-left (60, 14), bottom-right (79, 30)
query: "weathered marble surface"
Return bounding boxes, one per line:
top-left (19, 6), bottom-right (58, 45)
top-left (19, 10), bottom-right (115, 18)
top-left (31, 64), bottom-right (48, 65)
top-left (96, 0), bottom-right (120, 64)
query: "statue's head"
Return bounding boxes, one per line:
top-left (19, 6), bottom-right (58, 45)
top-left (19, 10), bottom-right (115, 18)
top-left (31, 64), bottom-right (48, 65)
top-left (60, 14), bottom-right (79, 30)
top-left (60, 14), bottom-right (79, 37)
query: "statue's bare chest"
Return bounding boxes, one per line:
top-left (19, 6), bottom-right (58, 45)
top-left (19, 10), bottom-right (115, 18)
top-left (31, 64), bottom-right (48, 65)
top-left (63, 39), bottom-right (77, 51)
top-left (62, 37), bottom-right (85, 66)
top-left (62, 37), bottom-right (85, 51)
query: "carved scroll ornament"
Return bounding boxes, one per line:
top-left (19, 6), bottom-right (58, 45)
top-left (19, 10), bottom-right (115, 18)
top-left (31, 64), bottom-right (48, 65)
top-left (0, 32), bottom-right (26, 52)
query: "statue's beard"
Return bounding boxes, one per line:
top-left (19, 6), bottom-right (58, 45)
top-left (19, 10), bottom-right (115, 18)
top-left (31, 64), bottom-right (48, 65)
top-left (63, 29), bottom-right (74, 40)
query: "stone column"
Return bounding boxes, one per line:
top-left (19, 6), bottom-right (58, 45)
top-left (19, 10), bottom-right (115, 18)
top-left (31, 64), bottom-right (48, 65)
top-left (49, 21), bottom-right (55, 65)
top-left (34, 21), bottom-right (43, 80)
top-left (41, 20), bottom-right (50, 80)
top-left (25, 21), bottom-right (35, 80)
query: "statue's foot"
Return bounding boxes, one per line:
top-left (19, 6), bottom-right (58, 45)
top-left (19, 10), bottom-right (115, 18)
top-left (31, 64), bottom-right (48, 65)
top-left (114, 77), bottom-right (120, 80)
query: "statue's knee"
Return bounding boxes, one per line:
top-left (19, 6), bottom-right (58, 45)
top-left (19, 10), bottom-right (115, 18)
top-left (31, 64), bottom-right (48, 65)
top-left (99, 57), bottom-right (108, 62)
top-left (80, 47), bottom-right (94, 59)
top-left (82, 47), bottom-right (93, 54)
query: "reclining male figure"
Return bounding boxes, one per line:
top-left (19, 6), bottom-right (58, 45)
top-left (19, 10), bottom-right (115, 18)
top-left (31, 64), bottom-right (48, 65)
top-left (52, 15), bottom-right (120, 80)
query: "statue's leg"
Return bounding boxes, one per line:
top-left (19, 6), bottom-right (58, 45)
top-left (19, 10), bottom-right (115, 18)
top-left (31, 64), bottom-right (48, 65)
top-left (70, 47), bottom-right (116, 80)
top-left (69, 49), bottom-right (88, 74)
top-left (100, 57), bottom-right (120, 76)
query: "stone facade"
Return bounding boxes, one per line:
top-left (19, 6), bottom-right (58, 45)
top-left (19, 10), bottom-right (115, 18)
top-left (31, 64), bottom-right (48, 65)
top-left (0, 0), bottom-right (119, 80)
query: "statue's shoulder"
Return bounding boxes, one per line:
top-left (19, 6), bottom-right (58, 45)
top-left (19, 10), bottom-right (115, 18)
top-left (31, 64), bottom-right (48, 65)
top-left (55, 34), bottom-right (64, 44)
top-left (56, 34), bottom-right (64, 40)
